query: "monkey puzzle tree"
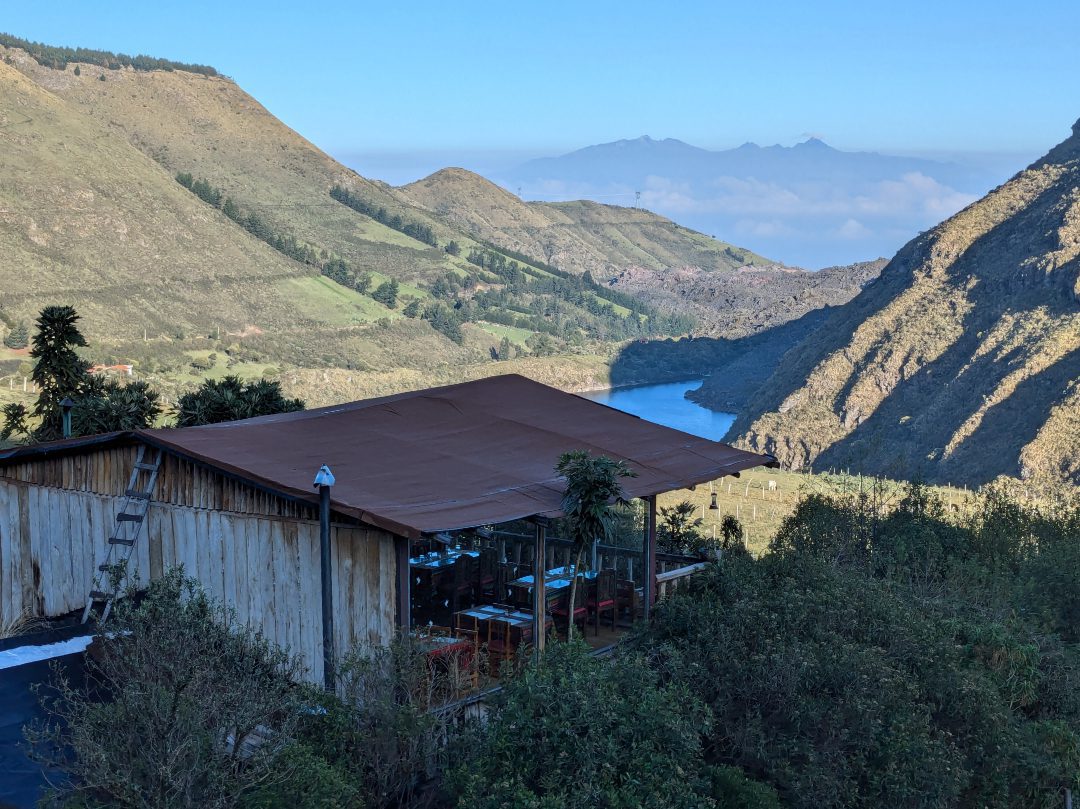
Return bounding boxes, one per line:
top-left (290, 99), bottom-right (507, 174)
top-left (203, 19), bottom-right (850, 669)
top-left (30, 305), bottom-right (90, 440)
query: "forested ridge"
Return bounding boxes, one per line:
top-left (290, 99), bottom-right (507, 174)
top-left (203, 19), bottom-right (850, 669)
top-left (0, 31), bottom-right (218, 75)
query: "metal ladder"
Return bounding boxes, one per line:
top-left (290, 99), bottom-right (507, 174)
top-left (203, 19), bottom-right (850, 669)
top-left (81, 444), bottom-right (163, 624)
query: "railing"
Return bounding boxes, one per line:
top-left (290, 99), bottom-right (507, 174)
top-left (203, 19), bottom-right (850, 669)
top-left (655, 561), bottom-right (709, 601)
top-left (487, 529), bottom-right (702, 587)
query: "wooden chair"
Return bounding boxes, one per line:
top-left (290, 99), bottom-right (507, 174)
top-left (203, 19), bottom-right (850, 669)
top-left (490, 563), bottom-right (514, 604)
top-left (587, 568), bottom-right (617, 635)
top-left (439, 553), bottom-right (478, 615)
top-left (477, 548), bottom-right (497, 595)
top-left (550, 576), bottom-right (588, 637)
top-left (616, 578), bottom-right (640, 623)
top-left (486, 620), bottom-right (530, 674)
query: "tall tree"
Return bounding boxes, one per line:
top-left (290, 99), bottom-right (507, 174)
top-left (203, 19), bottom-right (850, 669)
top-left (371, 280), bottom-right (399, 308)
top-left (30, 305), bottom-right (90, 440)
top-left (2, 321), bottom-right (29, 349)
top-left (555, 451), bottom-right (636, 641)
top-left (497, 337), bottom-right (512, 361)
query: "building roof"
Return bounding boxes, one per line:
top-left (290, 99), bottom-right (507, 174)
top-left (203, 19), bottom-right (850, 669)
top-left (0, 375), bottom-right (777, 538)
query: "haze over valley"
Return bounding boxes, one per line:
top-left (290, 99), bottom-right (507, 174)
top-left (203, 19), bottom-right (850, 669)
top-left (350, 136), bottom-right (1036, 269)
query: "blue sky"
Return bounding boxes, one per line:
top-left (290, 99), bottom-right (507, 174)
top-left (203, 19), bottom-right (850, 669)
top-left (4, 0), bottom-right (1079, 157)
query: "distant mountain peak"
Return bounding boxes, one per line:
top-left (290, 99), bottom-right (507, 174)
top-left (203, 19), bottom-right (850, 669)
top-left (794, 137), bottom-right (832, 150)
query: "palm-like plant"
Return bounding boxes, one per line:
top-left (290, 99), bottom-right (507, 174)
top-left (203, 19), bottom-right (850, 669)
top-left (174, 376), bottom-right (304, 427)
top-left (72, 378), bottom-right (162, 435)
top-left (555, 451), bottom-right (636, 642)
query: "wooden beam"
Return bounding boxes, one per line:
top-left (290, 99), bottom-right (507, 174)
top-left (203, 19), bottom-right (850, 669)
top-left (642, 495), bottom-right (657, 621)
top-left (395, 535), bottom-right (411, 634)
top-left (532, 518), bottom-right (547, 658)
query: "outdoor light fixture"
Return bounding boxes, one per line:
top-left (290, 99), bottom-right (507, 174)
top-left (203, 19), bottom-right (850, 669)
top-left (60, 396), bottom-right (75, 439)
top-left (709, 492), bottom-right (719, 510)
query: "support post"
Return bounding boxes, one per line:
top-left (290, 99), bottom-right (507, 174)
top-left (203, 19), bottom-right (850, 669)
top-left (395, 536), bottom-right (411, 634)
top-left (642, 496), bottom-right (657, 621)
top-left (318, 483), bottom-right (335, 691)
top-left (532, 518), bottom-right (547, 659)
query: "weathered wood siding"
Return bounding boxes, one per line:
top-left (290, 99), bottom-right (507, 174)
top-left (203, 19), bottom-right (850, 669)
top-left (0, 444), bottom-right (398, 683)
top-left (0, 445), bottom-right (316, 519)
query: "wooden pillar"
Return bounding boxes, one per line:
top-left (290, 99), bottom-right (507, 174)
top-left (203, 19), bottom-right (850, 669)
top-left (395, 535), bottom-right (411, 634)
top-left (532, 519), bottom-right (547, 657)
top-left (642, 495), bottom-right (657, 621)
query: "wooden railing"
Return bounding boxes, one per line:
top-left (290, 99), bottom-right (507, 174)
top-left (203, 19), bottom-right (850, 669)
top-left (487, 529), bottom-right (701, 587)
top-left (655, 561), bottom-right (709, 601)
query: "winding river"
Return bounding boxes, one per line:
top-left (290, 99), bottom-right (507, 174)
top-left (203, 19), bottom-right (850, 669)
top-left (581, 379), bottom-right (737, 442)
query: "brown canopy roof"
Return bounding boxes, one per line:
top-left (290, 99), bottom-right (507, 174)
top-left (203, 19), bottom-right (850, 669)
top-left (0, 375), bottom-right (776, 538)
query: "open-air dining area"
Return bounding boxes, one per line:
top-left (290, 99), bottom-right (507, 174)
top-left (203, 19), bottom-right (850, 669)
top-left (406, 514), bottom-right (715, 677)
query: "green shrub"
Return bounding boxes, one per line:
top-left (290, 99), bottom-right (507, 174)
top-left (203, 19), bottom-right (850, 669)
top-left (242, 743), bottom-right (363, 809)
top-left (448, 641), bottom-right (716, 808)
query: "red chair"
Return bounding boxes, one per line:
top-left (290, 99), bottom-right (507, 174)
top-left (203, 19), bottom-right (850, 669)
top-left (587, 569), bottom-right (617, 635)
top-left (550, 576), bottom-right (588, 637)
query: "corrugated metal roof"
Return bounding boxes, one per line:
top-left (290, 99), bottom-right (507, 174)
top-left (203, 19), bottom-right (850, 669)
top-left (0, 375), bottom-right (776, 538)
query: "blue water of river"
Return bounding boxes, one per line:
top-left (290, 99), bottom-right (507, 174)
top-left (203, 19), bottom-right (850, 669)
top-left (581, 379), bottom-right (736, 442)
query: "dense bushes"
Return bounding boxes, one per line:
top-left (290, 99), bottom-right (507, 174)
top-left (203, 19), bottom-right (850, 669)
top-left (636, 484), bottom-right (1080, 808)
top-left (447, 641), bottom-right (731, 809)
top-left (29, 570), bottom-right (303, 809)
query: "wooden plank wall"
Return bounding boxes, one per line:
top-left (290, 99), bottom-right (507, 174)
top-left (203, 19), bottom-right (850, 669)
top-left (0, 445), bottom-right (317, 520)
top-left (0, 447), bottom-right (397, 684)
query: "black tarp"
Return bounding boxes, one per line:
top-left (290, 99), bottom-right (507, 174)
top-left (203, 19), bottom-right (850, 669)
top-left (0, 630), bottom-right (89, 809)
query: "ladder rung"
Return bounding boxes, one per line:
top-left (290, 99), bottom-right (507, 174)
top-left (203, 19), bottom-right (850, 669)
top-left (125, 489), bottom-right (151, 500)
top-left (88, 590), bottom-right (112, 601)
top-left (116, 513), bottom-right (144, 523)
top-left (109, 537), bottom-right (136, 546)
top-left (134, 462), bottom-right (157, 471)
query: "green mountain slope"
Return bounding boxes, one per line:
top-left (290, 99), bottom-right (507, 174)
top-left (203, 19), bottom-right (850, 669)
top-left (399, 168), bottom-right (879, 338)
top-left (0, 39), bottom-right (710, 404)
top-left (713, 119), bottom-right (1080, 486)
top-left (398, 167), bottom-right (768, 275)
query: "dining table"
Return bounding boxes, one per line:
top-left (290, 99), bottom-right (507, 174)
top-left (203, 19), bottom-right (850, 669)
top-left (507, 566), bottom-right (598, 605)
top-left (409, 548), bottom-right (479, 571)
top-left (454, 603), bottom-right (553, 635)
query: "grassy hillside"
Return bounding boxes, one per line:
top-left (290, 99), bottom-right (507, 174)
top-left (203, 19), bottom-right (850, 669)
top-left (0, 39), bottom-right (709, 406)
top-left (399, 167), bottom-right (769, 275)
top-left (716, 118), bottom-right (1080, 486)
top-left (400, 168), bottom-right (879, 338)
